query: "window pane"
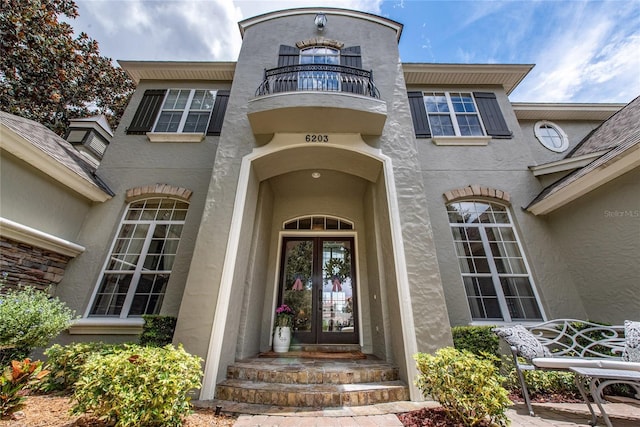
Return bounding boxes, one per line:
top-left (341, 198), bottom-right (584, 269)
top-left (429, 115), bottom-right (455, 136)
top-left (90, 274), bottom-right (132, 316)
top-left (183, 112), bottom-right (210, 133)
top-left (155, 112), bottom-right (181, 132)
top-left (456, 114), bottom-right (483, 136)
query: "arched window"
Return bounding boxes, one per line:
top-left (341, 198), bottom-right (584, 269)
top-left (534, 121), bottom-right (569, 152)
top-left (283, 215), bottom-right (353, 230)
top-left (298, 47), bottom-right (340, 91)
top-left (88, 198), bottom-right (189, 317)
top-left (446, 201), bottom-right (543, 322)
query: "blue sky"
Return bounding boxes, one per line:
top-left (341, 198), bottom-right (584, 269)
top-left (72, 0), bottom-right (640, 103)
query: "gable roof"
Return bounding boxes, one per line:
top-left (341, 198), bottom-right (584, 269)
top-left (0, 111), bottom-right (114, 201)
top-left (527, 96), bottom-right (640, 215)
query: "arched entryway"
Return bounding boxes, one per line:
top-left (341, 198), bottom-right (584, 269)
top-left (199, 134), bottom-right (419, 401)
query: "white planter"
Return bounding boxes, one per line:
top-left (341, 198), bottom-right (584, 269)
top-left (273, 326), bottom-right (291, 353)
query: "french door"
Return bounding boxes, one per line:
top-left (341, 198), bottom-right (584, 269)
top-left (278, 236), bottom-right (358, 344)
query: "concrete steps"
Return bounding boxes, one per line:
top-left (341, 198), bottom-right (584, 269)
top-left (215, 356), bottom-right (410, 407)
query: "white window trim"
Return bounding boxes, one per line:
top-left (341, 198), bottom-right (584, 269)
top-left (432, 136), bottom-right (491, 146)
top-left (448, 202), bottom-right (545, 322)
top-left (68, 317), bottom-right (145, 335)
top-left (534, 120), bottom-right (569, 152)
top-left (151, 89), bottom-right (216, 134)
top-left (84, 199), bottom-right (187, 320)
top-left (425, 91), bottom-right (488, 138)
top-left (146, 132), bottom-right (205, 143)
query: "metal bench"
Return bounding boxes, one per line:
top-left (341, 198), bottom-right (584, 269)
top-left (494, 319), bottom-right (640, 417)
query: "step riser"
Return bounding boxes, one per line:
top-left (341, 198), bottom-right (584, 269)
top-left (215, 385), bottom-right (409, 407)
top-left (226, 366), bottom-right (399, 384)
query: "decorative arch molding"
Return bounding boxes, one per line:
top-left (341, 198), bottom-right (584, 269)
top-left (125, 184), bottom-right (193, 203)
top-left (443, 185), bottom-right (511, 205)
top-left (296, 37), bottom-right (344, 50)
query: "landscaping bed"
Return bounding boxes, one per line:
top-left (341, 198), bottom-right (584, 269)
top-left (1, 394), bottom-right (237, 427)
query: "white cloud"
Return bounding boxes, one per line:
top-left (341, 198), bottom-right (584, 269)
top-left (75, 0), bottom-right (383, 61)
top-left (510, 2), bottom-right (640, 102)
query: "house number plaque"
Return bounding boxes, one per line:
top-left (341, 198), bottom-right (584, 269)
top-left (305, 134), bottom-right (329, 143)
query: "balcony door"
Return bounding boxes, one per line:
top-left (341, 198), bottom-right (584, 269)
top-left (278, 236), bottom-right (358, 344)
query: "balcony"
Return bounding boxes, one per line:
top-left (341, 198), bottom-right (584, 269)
top-left (247, 64), bottom-right (387, 136)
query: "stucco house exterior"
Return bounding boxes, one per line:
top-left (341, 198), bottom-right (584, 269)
top-left (1, 8), bottom-right (638, 402)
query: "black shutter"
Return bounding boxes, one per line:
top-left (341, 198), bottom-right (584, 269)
top-left (276, 45), bottom-right (299, 92)
top-left (206, 90), bottom-right (230, 136)
top-left (340, 46), bottom-right (362, 68)
top-left (407, 91), bottom-right (431, 138)
top-left (474, 92), bottom-right (512, 138)
top-left (126, 89), bottom-right (166, 135)
top-left (277, 45), bottom-right (299, 67)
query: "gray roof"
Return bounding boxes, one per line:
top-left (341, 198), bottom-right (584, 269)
top-left (0, 111), bottom-right (114, 196)
top-left (528, 96), bottom-right (640, 208)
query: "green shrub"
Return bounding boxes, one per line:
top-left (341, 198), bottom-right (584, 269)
top-left (501, 356), bottom-right (578, 398)
top-left (42, 342), bottom-right (131, 392)
top-left (0, 359), bottom-right (49, 417)
top-left (452, 325), bottom-right (500, 359)
top-left (140, 315), bottom-right (177, 347)
top-left (415, 347), bottom-right (511, 426)
top-left (72, 344), bottom-right (202, 427)
top-left (0, 286), bottom-right (76, 364)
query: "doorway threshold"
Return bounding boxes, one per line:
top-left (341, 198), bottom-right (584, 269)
top-left (259, 344), bottom-right (366, 359)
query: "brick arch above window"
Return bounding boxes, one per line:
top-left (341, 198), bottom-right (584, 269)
top-left (296, 38), bottom-right (345, 50)
top-left (443, 185), bottom-right (511, 205)
top-left (125, 184), bottom-right (193, 203)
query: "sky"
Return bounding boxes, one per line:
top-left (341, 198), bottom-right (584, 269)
top-left (70, 0), bottom-right (640, 103)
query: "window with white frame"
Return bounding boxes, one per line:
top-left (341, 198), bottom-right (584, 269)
top-left (446, 201), bottom-right (543, 322)
top-left (298, 47), bottom-right (340, 91)
top-left (89, 198), bottom-right (188, 317)
top-left (153, 89), bottom-right (216, 133)
top-left (534, 121), bottom-right (569, 152)
top-left (424, 92), bottom-right (485, 136)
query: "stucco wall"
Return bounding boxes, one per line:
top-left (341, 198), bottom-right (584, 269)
top-left (519, 119), bottom-right (603, 165)
top-left (414, 86), bottom-right (587, 325)
top-left (1, 151), bottom-right (92, 241)
top-left (54, 80), bottom-right (225, 330)
top-left (545, 168), bottom-right (640, 324)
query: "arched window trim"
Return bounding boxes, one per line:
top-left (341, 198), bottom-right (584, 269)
top-left (443, 185), bottom-right (511, 205)
top-left (283, 215), bottom-right (354, 231)
top-left (125, 184), bottom-right (192, 203)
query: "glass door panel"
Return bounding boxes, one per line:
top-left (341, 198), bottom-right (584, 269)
top-left (282, 239), bottom-right (313, 334)
top-left (279, 237), bottom-right (357, 345)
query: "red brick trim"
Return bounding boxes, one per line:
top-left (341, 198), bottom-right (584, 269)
top-left (125, 184), bottom-right (192, 203)
top-left (443, 185), bottom-right (511, 205)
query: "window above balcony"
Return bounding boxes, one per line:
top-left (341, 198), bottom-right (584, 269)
top-left (248, 44), bottom-right (387, 136)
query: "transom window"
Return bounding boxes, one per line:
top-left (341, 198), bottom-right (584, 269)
top-left (534, 121), bottom-right (569, 152)
top-left (447, 201), bottom-right (543, 322)
top-left (299, 47), bottom-right (340, 91)
top-left (284, 216), bottom-right (353, 230)
top-left (88, 198), bottom-right (188, 318)
top-left (153, 89), bottom-right (216, 133)
top-left (424, 92), bottom-right (484, 136)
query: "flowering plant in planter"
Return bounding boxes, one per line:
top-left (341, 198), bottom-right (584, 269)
top-left (275, 304), bottom-right (294, 328)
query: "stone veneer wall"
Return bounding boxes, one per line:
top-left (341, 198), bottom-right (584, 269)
top-left (0, 237), bottom-right (71, 292)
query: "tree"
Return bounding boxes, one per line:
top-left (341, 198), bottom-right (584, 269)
top-left (0, 0), bottom-right (134, 135)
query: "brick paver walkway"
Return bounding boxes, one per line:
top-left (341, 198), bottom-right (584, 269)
top-left (196, 399), bottom-right (640, 427)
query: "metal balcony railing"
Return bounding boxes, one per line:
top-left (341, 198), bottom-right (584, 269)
top-left (255, 64), bottom-right (380, 98)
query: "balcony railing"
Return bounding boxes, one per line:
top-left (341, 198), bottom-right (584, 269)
top-left (256, 64), bottom-right (380, 98)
